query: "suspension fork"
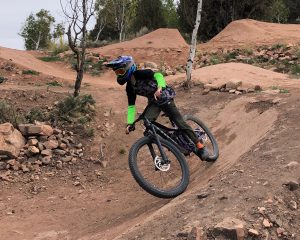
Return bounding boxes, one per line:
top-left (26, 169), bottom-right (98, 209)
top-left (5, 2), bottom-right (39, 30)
top-left (148, 124), bottom-right (169, 164)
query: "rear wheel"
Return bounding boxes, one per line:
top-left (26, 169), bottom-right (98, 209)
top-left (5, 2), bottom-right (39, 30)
top-left (183, 115), bottom-right (219, 162)
top-left (129, 136), bottom-right (189, 198)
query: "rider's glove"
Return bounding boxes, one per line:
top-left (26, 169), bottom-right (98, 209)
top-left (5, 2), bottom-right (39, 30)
top-left (126, 124), bottom-right (135, 134)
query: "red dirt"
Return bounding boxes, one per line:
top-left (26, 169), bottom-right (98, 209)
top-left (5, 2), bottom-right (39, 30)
top-left (91, 28), bottom-right (189, 67)
top-left (200, 19), bottom-right (300, 50)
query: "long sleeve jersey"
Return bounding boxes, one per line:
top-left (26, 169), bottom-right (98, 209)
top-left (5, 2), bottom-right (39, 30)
top-left (126, 69), bottom-right (166, 124)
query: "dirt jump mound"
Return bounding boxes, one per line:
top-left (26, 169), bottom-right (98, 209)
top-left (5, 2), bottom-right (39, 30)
top-left (92, 28), bottom-right (189, 67)
top-left (201, 19), bottom-right (300, 49)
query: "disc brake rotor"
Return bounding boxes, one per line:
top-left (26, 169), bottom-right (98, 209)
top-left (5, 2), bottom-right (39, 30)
top-left (195, 128), bottom-right (208, 142)
top-left (154, 156), bottom-right (170, 172)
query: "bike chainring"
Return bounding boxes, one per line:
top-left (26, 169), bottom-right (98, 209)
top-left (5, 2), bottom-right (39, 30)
top-left (154, 156), bottom-right (170, 172)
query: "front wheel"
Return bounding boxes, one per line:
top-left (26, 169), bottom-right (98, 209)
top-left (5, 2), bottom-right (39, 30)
top-left (183, 115), bottom-right (219, 162)
top-left (129, 136), bottom-right (189, 198)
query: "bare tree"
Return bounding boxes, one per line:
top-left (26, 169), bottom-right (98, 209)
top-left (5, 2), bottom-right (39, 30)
top-left (185, 0), bottom-right (203, 88)
top-left (60, 0), bottom-right (95, 97)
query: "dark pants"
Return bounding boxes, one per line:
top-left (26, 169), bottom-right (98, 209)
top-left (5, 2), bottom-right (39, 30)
top-left (144, 100), bottom-right (199, 144)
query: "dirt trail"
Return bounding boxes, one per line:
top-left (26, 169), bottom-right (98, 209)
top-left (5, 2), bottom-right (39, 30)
top-left (169, 62), bottom-right (300, 90)
top-left (0, 47), bottom-right (116, 88)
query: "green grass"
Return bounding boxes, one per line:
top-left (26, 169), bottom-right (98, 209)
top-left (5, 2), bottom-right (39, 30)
top-left (291, 63), bottom-right (300, 76)
top-left (38, 56), bottom-right (62, 62)
top-left (22, 70), bottom-right (40, 75)
top-left (279, 89), bottom-right (289, 94)
top-left (46, 80), bottom-right (63, 87)
top-left (271, 43), bottom-right (286, 50)
top-left (225, 51), bottom-right (239, 61)
top-left (210, 55), bottom-right (221, 65)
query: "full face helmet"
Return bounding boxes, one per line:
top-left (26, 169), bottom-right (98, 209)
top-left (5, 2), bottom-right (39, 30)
top-left (106, 56), bottom-right (137, 85)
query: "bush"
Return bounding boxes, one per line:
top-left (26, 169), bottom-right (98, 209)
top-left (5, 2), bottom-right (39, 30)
top-left (291, 63), bottom-right (300, 75)
top-left (225, 50), bottom-right (239, 61)
top-left (38, 56), bottom-right (62, 62)
top-left (46, 80), bottom-right (63, 87)
top-left (22, 70), bottom-right (40, 75)
top-left (26, 108), bottom-right (47, 123)
top-left (0, 101), bottom-right (24, 127)
top-left (52, 94), bottom-right (96, 123)
top-left (48, 41), bottom-right (69, 55)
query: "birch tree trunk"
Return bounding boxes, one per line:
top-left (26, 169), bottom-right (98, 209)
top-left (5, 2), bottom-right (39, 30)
top-left (185, 0), bottom-right (203, 88)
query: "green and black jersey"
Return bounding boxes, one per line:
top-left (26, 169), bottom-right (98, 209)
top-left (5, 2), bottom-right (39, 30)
top-left (126, 69), bottom-right (166, 124)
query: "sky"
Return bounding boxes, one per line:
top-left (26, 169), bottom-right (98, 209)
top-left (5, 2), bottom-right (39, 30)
top-left (0, 0), bottom-right (95, 50)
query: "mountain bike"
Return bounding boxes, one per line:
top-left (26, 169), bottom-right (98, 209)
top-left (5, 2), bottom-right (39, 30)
top-left (128, 109), bottom-right (219, 198)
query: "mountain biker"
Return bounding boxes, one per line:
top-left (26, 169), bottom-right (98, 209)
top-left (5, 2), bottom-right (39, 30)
top-left (106, 56), bottom-right (210, 161)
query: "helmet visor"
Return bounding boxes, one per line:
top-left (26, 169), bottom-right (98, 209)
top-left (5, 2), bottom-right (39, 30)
top-left (114, 68), bottom-right (126, 76)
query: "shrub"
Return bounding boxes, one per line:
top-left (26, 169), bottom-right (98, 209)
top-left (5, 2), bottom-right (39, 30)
top-left (38, 56), bottom-right (62, 62)
top-left (46, 80), bottom-right (63, 87)
top-left (26, 108), bottom-right (46, 123)
top-left (0, 101), bottom-right (24, 127)
top-left (225, 50), bottom-right (239, 61)
top-left (210, 55), bottom-right (221, 65)
top-left (291, 63), bottom-right (300, 75)
top-left (48, 41), bottom-right (69, 55)
top-left (22, 70), bottom-right (40, 75)
top-left (53, 94), bottom-right (96, 123)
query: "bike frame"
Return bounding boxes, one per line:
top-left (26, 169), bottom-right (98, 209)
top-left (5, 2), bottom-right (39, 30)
top-left (134, 116), bottom-right (190, 164)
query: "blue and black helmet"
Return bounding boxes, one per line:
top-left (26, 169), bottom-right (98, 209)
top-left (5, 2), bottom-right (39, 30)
top-left (106, 56), bottom-right (137, 85)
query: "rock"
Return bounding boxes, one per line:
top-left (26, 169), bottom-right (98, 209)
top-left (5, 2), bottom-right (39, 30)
top-left (76, 143), bottom-right (83, 149)
top-left (229, 89), bottom-right (236, 94)
top-left (248, 229), bottom-right (259, 236)
top-left (59, 143), bottom-right (67, 150)
top-left (0, 161), bottom-right (6, 170)
top-left (100, 160), bottom-right (108, 168)
top-left (285, 161), bottom-right (299, 169)
top-left (38, 136), bottom-right (48, 142)
top-left (283, 180), bottom-right (299, 191)
top-left (235, 91), bottom-right (242, 95)
top-left (62, 156), bottom-right (72, 162)
top-left (263, 218), bottom-right (272, 228)
top-left (277, 228), bottom-right (285, 236)
top-left (41, 149), bottom-right (52, 156)
top-left (197, 191), bottom-right (210, 199)
top-left (42, 156), bottom-right (52, 165)
top-left (56, 161), bottom-right (63, 169)
top-left (38, 142), bottom-right (44, 151)
top-left (21, 164), bottom-right (30, 173)
top-left (28, 139), bottom-right (38, 146)
top-left (289, 200), bottom-right (297, 210)
top-left (204, 83), bottom-right (219, 91)
top-left (187, 226), bottom-right (204, 240)
top-left (53, 128), bottom-right (62, 135)
top-left (18, 124), bottom-right (53, 136)
top-left (43, 140), bottom-right (59, 150)
top-left (28, 146), bottom-right (40, 155)
top-left (225, 80), bottom-right (242, 90)
top-left (53, 149), bottom-right (66, 156)
top-left (0, 123), bottom-right (25, 158)
top-left (144, 61), bottom-right (158, 69)
top-left (212, 218), bottom-right (246, 240)
top-left (202, 89), bottom-right (210, 95)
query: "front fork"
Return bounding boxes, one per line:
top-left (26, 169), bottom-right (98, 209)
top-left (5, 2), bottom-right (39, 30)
top-left (147, 124), bottom-right (169, 164)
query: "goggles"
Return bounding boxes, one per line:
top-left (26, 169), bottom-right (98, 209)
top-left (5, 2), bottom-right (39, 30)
top-left (114, 68), bottom-right (126, 76)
